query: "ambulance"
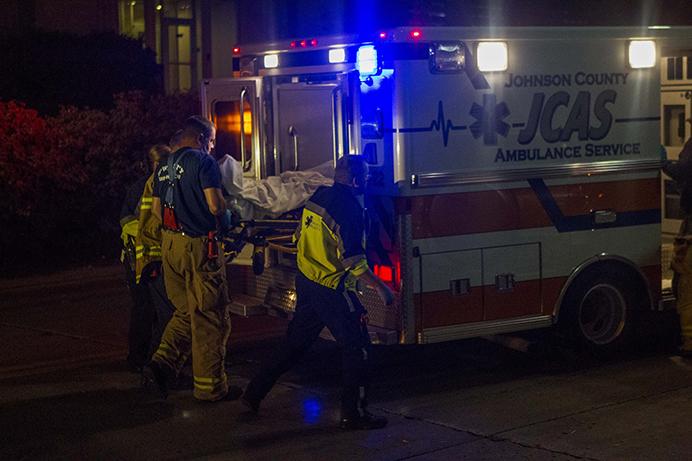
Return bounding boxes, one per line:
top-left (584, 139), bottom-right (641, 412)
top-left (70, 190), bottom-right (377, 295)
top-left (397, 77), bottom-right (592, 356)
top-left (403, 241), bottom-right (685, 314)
top-left (201, 26), bottom-right (692, 351)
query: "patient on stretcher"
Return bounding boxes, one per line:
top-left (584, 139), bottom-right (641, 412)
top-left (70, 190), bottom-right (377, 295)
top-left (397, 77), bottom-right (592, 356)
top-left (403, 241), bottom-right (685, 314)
top-left (217, 154), bottom-right (334, 220)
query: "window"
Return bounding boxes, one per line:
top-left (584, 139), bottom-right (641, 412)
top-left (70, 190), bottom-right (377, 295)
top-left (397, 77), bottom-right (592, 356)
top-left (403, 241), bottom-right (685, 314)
top-left (212, 100), bottom-right (253, 166)
top-left (118, 0), bottom-right (145, 39)
top-left (161, 0), bottom-right (196, 93)
top-left (664, 105), bottom-right (686, 146)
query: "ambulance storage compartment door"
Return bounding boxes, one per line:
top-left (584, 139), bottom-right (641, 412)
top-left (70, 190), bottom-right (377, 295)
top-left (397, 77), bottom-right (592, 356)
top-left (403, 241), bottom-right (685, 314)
top-left (420, 249), bottom-right (483, 329)
top-left (276, 82), bottom-right (344, 172)
top-left (201, 78), bottom-right (262, 179)
top-left (419, 243), bottom-right (541, 341)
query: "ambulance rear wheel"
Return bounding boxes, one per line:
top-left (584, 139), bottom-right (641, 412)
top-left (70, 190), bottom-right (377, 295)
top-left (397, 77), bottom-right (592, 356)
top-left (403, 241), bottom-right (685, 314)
top-left (560, 270), bottom-right (637, 354)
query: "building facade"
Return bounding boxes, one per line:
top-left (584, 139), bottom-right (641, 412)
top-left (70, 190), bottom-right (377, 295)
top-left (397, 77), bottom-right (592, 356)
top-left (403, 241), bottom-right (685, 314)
top-left (1, 0), bottom-right (238, 93)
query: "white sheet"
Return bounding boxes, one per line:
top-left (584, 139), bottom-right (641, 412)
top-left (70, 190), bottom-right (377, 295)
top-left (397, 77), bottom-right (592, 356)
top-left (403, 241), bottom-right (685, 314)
top-left (218, 155), bottom-right (334, 219)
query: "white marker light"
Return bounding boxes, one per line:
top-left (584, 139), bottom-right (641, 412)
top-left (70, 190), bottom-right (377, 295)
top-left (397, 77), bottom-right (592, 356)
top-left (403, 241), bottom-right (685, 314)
top-left (477, 41), bottom-right (508, 72)
top-left (328, 48), bottom-right (346, 64)
top-left (628, 40), bottom-right (656, 68)
top-left (264, 54), bottom-right (279, 68)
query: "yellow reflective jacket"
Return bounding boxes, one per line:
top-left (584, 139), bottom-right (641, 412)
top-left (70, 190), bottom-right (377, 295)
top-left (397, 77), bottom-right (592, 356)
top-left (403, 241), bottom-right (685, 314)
top-left (296, 183), bottom-right (369, 290)
top-left (134, 173), bottom-right (163, 283)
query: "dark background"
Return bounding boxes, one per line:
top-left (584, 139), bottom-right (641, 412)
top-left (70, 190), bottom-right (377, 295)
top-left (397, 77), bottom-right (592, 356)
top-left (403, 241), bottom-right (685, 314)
top-left (236, 0), bottom-right (692, 43)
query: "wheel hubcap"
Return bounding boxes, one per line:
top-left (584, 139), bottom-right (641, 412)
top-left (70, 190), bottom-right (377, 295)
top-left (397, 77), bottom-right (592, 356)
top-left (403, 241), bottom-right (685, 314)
top-left (578, 283), bottom-right (626, 345)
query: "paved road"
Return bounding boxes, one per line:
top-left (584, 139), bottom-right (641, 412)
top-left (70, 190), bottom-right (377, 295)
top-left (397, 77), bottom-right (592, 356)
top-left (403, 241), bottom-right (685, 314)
top-left (1, 265), bottom-right (691, 460)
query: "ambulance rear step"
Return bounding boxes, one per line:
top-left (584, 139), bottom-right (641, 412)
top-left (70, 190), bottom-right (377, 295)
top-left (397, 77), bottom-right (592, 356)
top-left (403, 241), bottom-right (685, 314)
top-left (229, 294), bottom-right (267, 317)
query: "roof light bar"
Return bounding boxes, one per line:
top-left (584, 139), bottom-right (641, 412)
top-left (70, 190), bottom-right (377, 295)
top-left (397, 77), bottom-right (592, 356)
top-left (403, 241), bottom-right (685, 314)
top-left (430, 42), bottom-right (465, 73)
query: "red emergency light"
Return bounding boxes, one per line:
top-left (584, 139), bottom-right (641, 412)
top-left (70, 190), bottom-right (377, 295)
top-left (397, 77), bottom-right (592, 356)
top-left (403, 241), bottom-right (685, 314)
top-left (374, 264), bottom-right (394, 283)
top-left (310, 38), bottom-right (318, 47)
top-left (411, 30), bottom-right (422, 39)
top-left (373, 260), bottom-right (400, 288)
top-left (232, 47), bottom-right (240, 54)
top-left (379, 32), bottom-right (387, 39)
top-left (290, 41), bottom-right (297, 48)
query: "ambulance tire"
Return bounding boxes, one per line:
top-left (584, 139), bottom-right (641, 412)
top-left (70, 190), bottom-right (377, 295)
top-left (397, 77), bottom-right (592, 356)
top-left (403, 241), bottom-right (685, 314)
top-left (560, 268), bottom-right (639, 355)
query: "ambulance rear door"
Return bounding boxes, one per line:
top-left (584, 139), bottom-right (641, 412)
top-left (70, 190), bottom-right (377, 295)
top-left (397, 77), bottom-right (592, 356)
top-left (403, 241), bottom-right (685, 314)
top-left (201, 78), bottom-right (265, 179)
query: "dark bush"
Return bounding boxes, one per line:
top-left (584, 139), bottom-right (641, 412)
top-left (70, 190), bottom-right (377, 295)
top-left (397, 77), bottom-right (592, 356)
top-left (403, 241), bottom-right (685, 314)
top-left (0, 92), bottom-right (199, 276)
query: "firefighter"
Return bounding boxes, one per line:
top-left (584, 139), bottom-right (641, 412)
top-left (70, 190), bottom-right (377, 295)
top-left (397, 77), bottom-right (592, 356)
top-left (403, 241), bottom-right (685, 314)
top-left (133, 144), bottom-right (176, 366)
top-left (120, 145), bottom-right (173, 371)
top-left (664, 117), bottom-right (692, 358)
top-left (144, 116), bottom-right (241, 402)
top-left (242, 155), bottom-right (395, 430)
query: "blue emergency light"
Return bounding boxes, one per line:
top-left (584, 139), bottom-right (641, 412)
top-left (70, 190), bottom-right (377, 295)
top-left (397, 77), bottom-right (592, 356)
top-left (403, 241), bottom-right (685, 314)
top-left (356, 45), bottom-right (379, 76)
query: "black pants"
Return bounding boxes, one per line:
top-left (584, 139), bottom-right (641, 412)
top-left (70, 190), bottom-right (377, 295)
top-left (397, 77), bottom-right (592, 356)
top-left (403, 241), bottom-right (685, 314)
top-left (245, 273), bottom-right (371, 417)
top-left (125, 262), bottom-right (175, 368)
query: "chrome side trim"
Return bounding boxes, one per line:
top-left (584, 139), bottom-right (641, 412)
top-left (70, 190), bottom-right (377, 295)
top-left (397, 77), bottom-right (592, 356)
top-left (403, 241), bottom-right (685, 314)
top-left (399, 214), bottom-right (417, 344)
top-left (411, 160), bottom-right (662, 188)
top-left (553, 254), bottom-right (655, 319)
top-left (420, 315), bottom-right (553, 344)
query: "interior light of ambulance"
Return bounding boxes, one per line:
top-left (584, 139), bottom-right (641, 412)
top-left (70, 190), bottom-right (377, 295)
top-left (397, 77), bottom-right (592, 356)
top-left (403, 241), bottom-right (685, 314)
top-left (329, 48), bottom-right (346, 63)
top-left (477, 41), bottom-right (508, 72)
top-left (264, 54), bottom-right (279, 68)
top-left (628, 40), bottom-right (656, 68)
top-left (356, 45), bottom-right (379, 76)
top-left (431, 42), bottom-right (465, 72)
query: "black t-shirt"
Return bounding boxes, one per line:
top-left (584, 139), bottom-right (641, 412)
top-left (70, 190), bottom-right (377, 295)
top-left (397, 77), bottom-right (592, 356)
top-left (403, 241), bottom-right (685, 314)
top-left (152, 147), bottom-right (222, 237)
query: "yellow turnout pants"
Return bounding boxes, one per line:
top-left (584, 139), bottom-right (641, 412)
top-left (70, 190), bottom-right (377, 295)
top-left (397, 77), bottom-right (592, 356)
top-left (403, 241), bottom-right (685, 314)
top-left (673, 235), bottom-right (692, 353)
top-left (153, 231), bottom-right (231, 400)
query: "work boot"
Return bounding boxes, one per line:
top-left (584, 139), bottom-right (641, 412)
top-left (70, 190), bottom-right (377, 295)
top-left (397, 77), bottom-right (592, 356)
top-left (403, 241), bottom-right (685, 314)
top-left (142, 361), bottom-right (174, 399)
top-left (339, 411), bottom-right (388, 430)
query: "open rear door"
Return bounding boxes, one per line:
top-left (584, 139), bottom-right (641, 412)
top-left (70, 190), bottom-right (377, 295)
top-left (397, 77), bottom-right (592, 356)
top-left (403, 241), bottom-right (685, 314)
top-left (201, 78), bottom-right (264, 179)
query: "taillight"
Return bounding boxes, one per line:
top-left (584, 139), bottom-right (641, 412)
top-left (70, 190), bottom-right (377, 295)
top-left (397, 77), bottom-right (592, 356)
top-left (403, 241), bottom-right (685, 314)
top-left (373, 260), bottom-right (400, 289)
